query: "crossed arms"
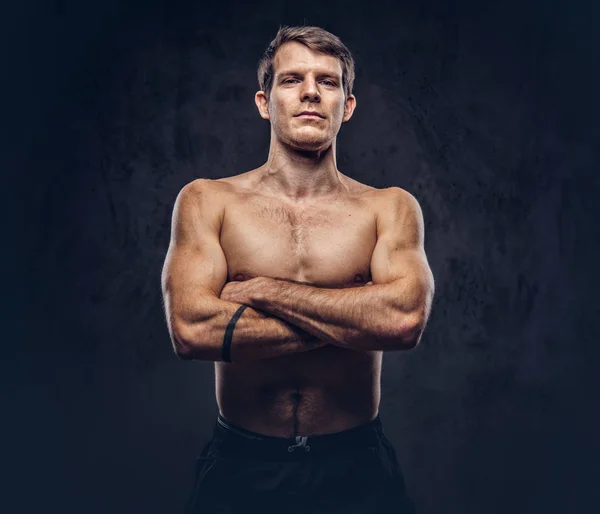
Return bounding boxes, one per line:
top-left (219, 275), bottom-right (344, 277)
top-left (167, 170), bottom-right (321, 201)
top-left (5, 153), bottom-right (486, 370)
top-left (161, 179), bottom-right (435, 362)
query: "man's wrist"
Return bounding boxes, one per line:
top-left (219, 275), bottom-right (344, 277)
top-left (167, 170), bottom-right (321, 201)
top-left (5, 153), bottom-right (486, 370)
top-left (249, 276), bottom-right (277, 309)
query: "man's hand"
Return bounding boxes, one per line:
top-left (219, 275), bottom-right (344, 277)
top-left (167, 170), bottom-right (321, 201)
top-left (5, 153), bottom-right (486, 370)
top-left (220, 277), bottom-right (374, 305)
top-left (219, 277), bottom-right (269, 305)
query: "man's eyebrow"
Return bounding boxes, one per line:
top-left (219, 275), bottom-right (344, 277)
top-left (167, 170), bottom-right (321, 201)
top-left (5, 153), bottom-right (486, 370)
top-left (277, 70), bottom-right (341, 81)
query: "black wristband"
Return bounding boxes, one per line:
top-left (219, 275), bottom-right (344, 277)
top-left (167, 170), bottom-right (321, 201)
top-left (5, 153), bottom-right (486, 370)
top-left (222, 305), bottom-right (248, 363)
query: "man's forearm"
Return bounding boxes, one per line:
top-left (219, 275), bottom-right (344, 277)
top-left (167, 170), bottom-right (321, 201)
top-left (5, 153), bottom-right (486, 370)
top-left (174, 298), bottom-right (329, 362)
top-left (247, 278), bottom-right (422, 351)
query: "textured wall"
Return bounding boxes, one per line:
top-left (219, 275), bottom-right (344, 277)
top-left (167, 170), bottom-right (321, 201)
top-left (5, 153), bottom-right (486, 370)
top-left (9, 0), bottom-right (599, 513)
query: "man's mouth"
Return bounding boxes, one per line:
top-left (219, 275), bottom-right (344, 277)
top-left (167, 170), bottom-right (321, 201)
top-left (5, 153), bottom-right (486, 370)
top-left (296, 111), bottom-right (324, 118)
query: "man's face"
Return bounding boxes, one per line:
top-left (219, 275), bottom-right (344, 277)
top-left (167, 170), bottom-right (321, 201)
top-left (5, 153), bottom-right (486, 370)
top-left (256, 42), bottom-right (356, 151)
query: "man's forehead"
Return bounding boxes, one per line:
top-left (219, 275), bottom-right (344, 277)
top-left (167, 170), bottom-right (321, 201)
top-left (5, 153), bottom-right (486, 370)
top-left (273, 42), bottom-right (342, 76)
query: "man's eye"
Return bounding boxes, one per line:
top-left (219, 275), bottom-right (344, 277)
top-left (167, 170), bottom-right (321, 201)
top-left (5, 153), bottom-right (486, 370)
top-left (322, 81), bottom-right (336, 86)
top-left (283, 79), bottom-right (298, 84)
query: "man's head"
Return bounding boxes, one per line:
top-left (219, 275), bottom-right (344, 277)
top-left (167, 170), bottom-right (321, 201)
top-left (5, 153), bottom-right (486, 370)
top-left (255, 26), bottom-right (357, 152)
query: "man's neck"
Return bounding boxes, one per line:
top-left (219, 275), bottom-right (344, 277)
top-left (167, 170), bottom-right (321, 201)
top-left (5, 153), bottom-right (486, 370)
top-left (257, 139), bottom-right (345, 203)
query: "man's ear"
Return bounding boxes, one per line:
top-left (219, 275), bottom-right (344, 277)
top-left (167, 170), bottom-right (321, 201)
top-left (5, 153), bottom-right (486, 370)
top-left (255, 91), bottom-right (270, 120)
top-left (342, 94), bottom-right (356, 123)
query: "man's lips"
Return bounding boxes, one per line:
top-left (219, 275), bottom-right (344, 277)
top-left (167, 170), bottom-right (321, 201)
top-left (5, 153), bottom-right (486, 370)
top-left (296, 112), bottom-right (324, 118)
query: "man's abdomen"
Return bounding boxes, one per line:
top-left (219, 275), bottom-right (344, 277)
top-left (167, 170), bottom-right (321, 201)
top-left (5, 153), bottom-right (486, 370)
top-left (215, 346), bottom-right (382, 437)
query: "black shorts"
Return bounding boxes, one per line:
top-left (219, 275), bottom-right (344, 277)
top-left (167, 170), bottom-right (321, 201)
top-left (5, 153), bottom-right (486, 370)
top-left (186, 413), bottom-right (415, 514)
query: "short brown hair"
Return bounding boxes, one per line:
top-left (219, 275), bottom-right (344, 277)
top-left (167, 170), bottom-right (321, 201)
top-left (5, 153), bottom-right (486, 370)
top-left (257, 25), bottom-right (355, 99)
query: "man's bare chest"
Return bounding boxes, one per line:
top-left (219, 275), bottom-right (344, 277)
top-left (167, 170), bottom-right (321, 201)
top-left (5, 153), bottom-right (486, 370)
top-left (219, 193), bottom-right (378, 287)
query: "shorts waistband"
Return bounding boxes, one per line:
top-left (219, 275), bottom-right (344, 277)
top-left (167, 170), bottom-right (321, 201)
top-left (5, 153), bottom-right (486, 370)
top-left (211, 413), bottom-right (383, 459)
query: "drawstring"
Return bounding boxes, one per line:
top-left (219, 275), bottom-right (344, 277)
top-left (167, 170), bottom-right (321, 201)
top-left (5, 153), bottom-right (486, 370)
top-left (288, 436), bottom-right (311, 452)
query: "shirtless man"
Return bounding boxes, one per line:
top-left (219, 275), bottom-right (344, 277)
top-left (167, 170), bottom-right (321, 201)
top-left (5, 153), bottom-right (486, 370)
top-left (162, 25), bottom-right (435, 514)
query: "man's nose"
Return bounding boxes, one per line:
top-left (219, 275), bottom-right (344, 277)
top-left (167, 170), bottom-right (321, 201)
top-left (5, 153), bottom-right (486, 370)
top-left (300, 78), bottom-right (320, 102)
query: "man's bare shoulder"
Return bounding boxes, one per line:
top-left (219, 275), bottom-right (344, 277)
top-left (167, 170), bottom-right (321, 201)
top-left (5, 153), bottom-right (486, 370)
top-left (181, 176), bottom-right (244, 199)
top-left (177, 172), bottom-right (265, 211)
top-left (378, 185), bottom-right (419, 205)
top-left (173, 178), bottom-right (236, 224)
top-left (342, 175), bottom-right (417, 206)
top-left (213, 169), bottom-right (262, 194)
top-left (345, 181), bottom-right (423, 236)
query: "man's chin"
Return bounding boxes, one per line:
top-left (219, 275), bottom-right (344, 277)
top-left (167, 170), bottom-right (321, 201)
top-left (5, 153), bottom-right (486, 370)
top-left (286, 134), bottom-right (331, 152)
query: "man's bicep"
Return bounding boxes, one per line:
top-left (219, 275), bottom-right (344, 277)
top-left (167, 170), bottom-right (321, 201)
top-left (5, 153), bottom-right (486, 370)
top-left (161, 180), bottom-right (228, 324)
top-left (370, 188), bottom-right (434, 337)
top-left (370, 188), bottom-right (424, 281)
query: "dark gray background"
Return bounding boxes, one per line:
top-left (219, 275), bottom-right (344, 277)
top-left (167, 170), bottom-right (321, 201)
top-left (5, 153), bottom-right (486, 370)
top-left (6, 0), bottom-right (599, 513)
